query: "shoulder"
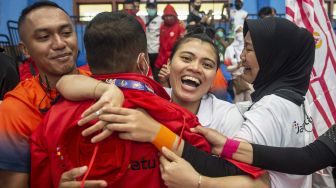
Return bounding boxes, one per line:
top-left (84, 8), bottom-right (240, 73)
top-left (153, 16), bottom-right (163, 23)
top-left (251, 94), bottom-right (296, 112)
top-left (3, 77), bottom-right (42, 105)
top-left (198, 94), bottom-right (243, 136)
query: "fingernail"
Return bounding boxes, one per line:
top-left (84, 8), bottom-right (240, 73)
top-left (162, 147), bottom-right (167, 152)
top-left (101, 181), bottom-right (107, 187)
top-left (79, 166), bottom-right (87, 173)
top-left (91, 138), bottom-right (97, 143)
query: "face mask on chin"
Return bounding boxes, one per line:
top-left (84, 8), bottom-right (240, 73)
top-left (216, 31), bottom-right (225, 38)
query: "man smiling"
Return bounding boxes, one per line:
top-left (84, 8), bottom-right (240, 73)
top-left (0, 2), bottom-right (91, 187)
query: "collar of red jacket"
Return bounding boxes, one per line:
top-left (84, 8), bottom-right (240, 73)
top-left (92, 73), bottom-right (170, 100)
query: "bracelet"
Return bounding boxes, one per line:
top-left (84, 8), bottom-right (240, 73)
top-left (92, 82), bottom-right (103, 99)
top-left (197, 174), bottom-right (202, 188)
top-left (152, 125), bottom-right (176, 151)
top-left (220, 138), bottom-right (240, 159)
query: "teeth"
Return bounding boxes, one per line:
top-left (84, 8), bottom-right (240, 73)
top-left (182, 76), bottom-right (201, 85)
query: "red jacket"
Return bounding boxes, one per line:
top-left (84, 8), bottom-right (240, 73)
top-left (30, 73), bottom-right (210, 188)
top-left (155, 5), bottom-right (185, 69)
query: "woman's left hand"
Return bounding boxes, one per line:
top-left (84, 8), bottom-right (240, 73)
top-left (160, 147), bottom-right (200, 188)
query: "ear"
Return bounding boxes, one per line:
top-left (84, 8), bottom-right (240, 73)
top-left (136, 53), bottom-right (149, 74)
top-left (19, 42), bottom-right (30, 58)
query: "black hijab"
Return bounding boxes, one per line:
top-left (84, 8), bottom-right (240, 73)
top-left (243, 17), bottom-right (315, 106)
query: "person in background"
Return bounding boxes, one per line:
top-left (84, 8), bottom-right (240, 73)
top-left (155, 4), bottom-right (185, 83)
top-left (258, 7), bottom-right (276, 19)
top-left (210, 27), bottom-right (234, 102)
top-left (141, 0), bottom-right (162, 81)
top-left (0, 48), bottom-right (19, 101)
top-left (0, 2), bottom-right (91, 188)
top-left (124, 0), bottom-right (146, 31)
top-left (187, 0), bottom-right (204, 26)
top-left (230, 0), bottom-right (248, 29)
top-left (186, 0), bottom-right (214, 32)
top-left (134, 0), bottom-right (140, 14)
top-left (225, 25), bottom-right (252, 103)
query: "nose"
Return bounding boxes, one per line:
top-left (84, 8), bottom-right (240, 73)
top-left (51, 35), bottom-right (66, 50)
top-left (188, 61), bottom-right (202, 73)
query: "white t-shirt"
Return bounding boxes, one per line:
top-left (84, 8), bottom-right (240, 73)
top-left (230, 9), bottom-right (248, 27)
top-left (164, 88), bottom-right (244, 137)
top-left (141, 15), bottom-right (162, 54)
top-left (196, 93), bottom-right (244, 137)
top-left (235, 94), bottom-right (314, 188)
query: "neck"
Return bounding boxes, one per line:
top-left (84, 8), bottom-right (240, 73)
top-left (171, 94), bottom-right (201, 114)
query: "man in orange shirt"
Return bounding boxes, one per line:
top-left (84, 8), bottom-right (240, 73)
top-left (0, 2), bottom-right (95, 187)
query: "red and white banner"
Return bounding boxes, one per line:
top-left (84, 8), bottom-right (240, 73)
top-left (286, 0), bottom-right (336, 137)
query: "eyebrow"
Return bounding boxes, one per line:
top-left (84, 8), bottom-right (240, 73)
top-left (180, 51), bottom-right (216, 65)
top-left (33, 23), bottom-right (73, 34)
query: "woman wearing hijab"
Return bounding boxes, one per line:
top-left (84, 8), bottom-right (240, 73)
top-left (156, 17), bottom-right (316, 188)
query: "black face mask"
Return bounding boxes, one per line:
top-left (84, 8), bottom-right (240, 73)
top-left (194, 5), bottom-right (201, 11)
top-left (235, 3), bottom-right (242, 10)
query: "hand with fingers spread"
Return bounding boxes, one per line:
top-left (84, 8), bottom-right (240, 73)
top-left (191, 126), bottom-right (227, 156)
top-left (78, 85), bottom-right (125, 127)
top-left (158, 64), bottom-right (170, 87)
top-left (101, 107), bottom-right (161, 142)
top-left (58, 166), bottom-right (107, 188)
top-left (160, 147), bottom-right (200, 188)
top-left (80, 107), bottom-right (161, 143)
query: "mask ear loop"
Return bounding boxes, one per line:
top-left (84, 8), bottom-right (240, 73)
top-left (143, 56), bottom-right (150, 76)
top-left (137, 53), bottom-right (149, 76)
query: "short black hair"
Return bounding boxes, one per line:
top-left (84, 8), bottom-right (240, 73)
top-left (84, 11), bottom-right (147, 74)
top-left (124, 0), bottom-right (135, 4)
top-left (258, 6), bottom-right (273, 18)
top-left (18, 1), bottom-right (68, 39)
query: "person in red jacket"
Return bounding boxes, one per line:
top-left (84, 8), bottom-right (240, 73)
top-left (30, 11), bottom-right (210, 188)
top-left (124, 0), bottom-right (146, 32)
top-left (154, 4), bottom-right (185, 80)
